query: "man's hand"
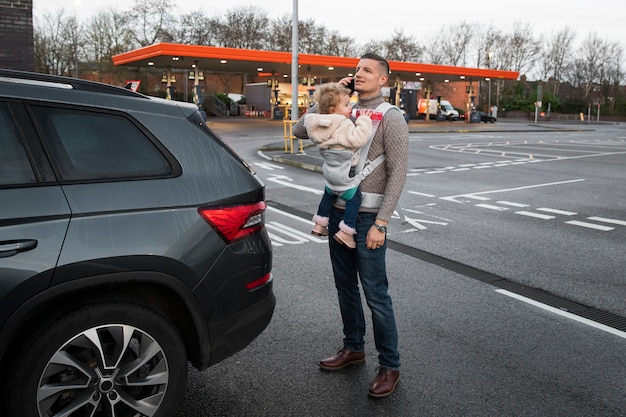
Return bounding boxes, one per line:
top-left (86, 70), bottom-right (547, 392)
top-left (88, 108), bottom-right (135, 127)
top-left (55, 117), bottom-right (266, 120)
top-left (366, 219), bottom-right (387, 250)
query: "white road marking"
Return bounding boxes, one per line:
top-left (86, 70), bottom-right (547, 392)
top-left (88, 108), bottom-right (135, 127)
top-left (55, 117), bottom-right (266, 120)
top-left (253, 162), bottom-right (285, 170)
top-left (515, 211), bottom-right (555, 220)
top-left (496, 201), bottom-right (529, 207)
top-left (440, 179), bottom-right (585, 203)
top-left (496, 289), bottom-right (626, 340)
top-left (408, 191), bottom-right (436, 198)
top-left (266, 205), bottom-right (314, 224)
top-left (257, 150), bottom-right (276, 161)
top-left (476, 204), bottom-right (509, 211)
top-left (536, 208), bottom-right (577, 216)
top-left (465, 195), bottom-right (491, 201)
top-left (565, 221), bottom-right (614, 231)
top-left (266, 222), bottom-right (327, 243)
top-left (588, 217), bottom-right (626, 226)
top-left (266, 175), bottom-right (324, 194)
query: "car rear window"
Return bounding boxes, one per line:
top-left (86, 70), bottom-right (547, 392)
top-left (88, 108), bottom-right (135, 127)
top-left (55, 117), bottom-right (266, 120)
top-left (31, 106), bottom-right (172, 182)
top-left (0, 102), bottom-right (36, 186)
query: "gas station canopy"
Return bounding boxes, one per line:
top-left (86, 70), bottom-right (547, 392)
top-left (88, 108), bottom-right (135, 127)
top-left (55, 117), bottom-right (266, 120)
top-left (112, 43), bottom-right (519, 84)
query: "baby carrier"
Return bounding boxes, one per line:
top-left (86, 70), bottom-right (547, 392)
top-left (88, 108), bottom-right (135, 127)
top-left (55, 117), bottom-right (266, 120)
top-left (320, 102), bottom-right (398, 194)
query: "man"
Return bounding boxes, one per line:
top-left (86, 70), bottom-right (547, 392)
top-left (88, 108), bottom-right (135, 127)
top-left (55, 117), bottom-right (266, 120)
top-left (294, 52), bottom-right (409, 398)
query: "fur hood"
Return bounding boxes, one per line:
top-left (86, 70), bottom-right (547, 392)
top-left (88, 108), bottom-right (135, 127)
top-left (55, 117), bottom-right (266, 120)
top-left (304, 113), bottom-right (373, 151)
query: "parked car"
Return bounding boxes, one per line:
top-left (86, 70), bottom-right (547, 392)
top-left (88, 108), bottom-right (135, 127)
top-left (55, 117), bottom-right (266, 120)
top-left (477, 110), bottom-right (497, 123)
top-left (458, 111), bottom-right (497, 123)
top-left (0, 69), bottom-right (275, 417)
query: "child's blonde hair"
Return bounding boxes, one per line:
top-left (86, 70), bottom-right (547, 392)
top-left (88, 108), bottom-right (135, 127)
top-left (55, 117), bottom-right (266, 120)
top-left (314, 83), bottom-right (352, 114)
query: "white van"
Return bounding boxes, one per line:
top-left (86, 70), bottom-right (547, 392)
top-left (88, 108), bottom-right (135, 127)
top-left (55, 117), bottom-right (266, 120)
top-left (418, 99), bottom-right (459, 120)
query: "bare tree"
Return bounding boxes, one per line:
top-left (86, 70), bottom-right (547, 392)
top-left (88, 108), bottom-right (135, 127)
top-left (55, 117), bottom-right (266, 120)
top-left (601, 42), bottom-right (624, 113)
top-left (167, 12), bottom-right (220, 45)
top-left (83, 9), bottom-right (134, 81)
top-left (129, 0), bottom-right (174, 47)
top-left (441, 21), bottom-right (474, 67)
top-left (571, 33), bottom-right (624, 104)
top-left (471, 24), bottom-right (502, 69)
top-left (381, 29), bottom-right (423, 61)
top-left (322, 30), bottom-right (357, 57)
top-left (267, 15), bottom-right (293, 52)
top-left (359, 39), bottom-right (385, 57)
top-left (34, 9), bottom-right (82, 76)
top-left (216, 6), bottom-right (269, 50)
top-left (501, 22), bottom-right (542, 75)
top-left (422, 38), bottom-right (446, 65)
top-left (298, 19), bottom-right (327, 54)
top-left (538, 27), bottom-right (575, 95)
top-left (571, 33), bottom-right (606, 98)
top-left (265, 15), bottom-right (355, 56)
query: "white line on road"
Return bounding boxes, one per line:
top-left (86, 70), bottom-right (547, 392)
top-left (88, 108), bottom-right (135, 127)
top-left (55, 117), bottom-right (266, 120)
top-left (266, 222), bottom-right (327, 243)
top-left (476, 204), bottom-right (509, 211)
top-left (536, 208), bottom-right (577, 216)
top-left (440, 179), bottom-right (585, 203)
top-left (565, 220), bottom-right (614, 231)
top-left (496, 201), bottom-right (530, 207)
top-left (464, 195), bottom-right (491, 201)
top-left (266, 205), bottom-right (314, 224)
top-left (496, 289), bottom-right (626, 340)
top-left (266, 175), bottom-right (324, 194)
top-left (588, 217), bottom-right (626, 226)
top-left (253, 162), bottom-right (285, 170)
top-left (515, 211), bottom-right (555, 219)
top-left (408, 191), bottom-right (436, 197)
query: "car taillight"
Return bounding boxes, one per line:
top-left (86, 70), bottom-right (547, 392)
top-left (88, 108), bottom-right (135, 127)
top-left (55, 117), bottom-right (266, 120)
top-left (198, 201), bottom-right (266, 243)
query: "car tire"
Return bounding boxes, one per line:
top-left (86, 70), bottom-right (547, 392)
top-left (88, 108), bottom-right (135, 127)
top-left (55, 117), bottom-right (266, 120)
top-left (5, 300), bottom-right (187, 417)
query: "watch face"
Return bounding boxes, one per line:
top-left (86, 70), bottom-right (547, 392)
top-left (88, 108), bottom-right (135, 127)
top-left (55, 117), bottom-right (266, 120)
top-left (376, 224), bottom-right (387, 233)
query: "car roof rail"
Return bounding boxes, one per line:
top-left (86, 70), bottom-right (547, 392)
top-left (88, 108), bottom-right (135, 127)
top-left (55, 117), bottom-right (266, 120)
top-left (0, 69), bottom-right (147, 99)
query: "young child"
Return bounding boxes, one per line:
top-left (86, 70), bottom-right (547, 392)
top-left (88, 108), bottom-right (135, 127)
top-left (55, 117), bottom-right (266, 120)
top-left (304, 82), bottom-right (373, 249)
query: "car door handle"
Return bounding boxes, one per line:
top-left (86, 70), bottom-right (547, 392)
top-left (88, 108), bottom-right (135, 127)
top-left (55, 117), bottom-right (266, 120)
top-left (0, 239), bottom-right (38, 258)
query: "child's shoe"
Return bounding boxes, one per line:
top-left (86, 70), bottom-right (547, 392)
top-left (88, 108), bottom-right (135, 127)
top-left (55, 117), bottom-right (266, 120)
top-left (333, 220), bottom-right (357, 249)
top-left (311, 223), bottom-right (329, 236)
top-left (311, 215), bottom-right (329, 236)
top-left (334, 230), bottom-right (356, 249)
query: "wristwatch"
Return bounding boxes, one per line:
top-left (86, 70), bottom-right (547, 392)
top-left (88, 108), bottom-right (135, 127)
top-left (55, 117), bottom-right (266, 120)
top-left (374, 223), bottom-right (387, 233)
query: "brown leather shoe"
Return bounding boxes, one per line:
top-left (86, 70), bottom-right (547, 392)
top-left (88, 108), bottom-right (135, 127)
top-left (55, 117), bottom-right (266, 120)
top-left (319, 348), bottom-right (365, 371)
top-left (368, 368), bottom-right (400, 398)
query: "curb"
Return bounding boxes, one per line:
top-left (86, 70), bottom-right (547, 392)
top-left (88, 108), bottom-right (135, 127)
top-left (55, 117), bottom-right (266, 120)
top-left (272, 155), bottom-right (323, 173)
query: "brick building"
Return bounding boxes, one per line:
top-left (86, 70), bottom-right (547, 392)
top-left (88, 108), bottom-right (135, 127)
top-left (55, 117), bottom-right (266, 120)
top-left (0, 0), bottom-right (34, 71)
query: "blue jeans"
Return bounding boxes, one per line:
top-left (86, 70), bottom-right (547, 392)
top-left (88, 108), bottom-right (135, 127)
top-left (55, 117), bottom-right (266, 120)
top-left (328, 208), bottom-right (400, 369)
top-left (317, 186), bottom-right (361, 229)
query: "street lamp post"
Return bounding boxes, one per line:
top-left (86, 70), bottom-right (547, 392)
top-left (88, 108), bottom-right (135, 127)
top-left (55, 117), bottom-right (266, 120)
top-left (487, 78), bottom-right (491, 113)
top-left (486, 51), bottom-right (493, 115)
top-left (291, 0), bottom-right (298, 122)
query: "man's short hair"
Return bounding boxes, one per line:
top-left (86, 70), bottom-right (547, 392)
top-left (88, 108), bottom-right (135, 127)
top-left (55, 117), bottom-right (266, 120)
top-left (360, 52), bottom-right (390, 75)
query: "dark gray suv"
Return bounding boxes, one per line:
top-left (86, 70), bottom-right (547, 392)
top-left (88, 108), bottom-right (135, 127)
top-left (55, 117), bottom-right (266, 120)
top-left (0, 69), bottom-right (275, 416)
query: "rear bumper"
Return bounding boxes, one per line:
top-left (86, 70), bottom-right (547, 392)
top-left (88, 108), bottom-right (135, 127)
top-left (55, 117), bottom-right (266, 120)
top-left (205, 286), bottom-right (276, 367)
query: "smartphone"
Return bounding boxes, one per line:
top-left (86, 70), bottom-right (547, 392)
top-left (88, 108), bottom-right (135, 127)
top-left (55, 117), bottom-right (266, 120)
top-left (346, 78), bottom-right (355, 93)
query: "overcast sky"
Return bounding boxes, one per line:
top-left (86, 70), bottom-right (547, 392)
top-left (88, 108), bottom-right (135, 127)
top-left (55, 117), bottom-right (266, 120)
top-left (34, 0), bottom-right (626, 54)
